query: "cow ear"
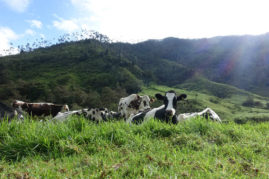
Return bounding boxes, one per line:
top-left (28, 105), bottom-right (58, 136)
top-left (177, 94), bottom-right (187, 101)
top-left (150, 97), bottom-right (156, 103)
top-left (155, 93), bottom-right (164, 100)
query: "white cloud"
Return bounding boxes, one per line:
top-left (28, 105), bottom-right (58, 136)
top-left (1, 0), bottom-right (31, 13)
top-left (26, 20), bottom-right (42, 29)
top-left (70, 0), bottom-right (269, 42)
top-left (53, 18), bottom-right (80, 33)
top-left (0, 27), bottom-right (19, 56)
top-left (25, 29), bottom-right (35, 36)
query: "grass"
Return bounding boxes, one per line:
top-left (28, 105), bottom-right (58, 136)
top-left (141, 84), bottom-right (269, 122)
top-left (1, 116), bottom-right (269, 178)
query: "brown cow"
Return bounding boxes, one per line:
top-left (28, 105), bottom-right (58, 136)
top-left (12, 100), bottom-right (69, 117)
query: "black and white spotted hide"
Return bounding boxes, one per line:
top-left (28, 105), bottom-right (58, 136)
top-left (127, 91), bottom-right (187, 124)
top-left (81, 108), bottom-right (120, 122)
top-left (118, 94), bottom-right (151, 120)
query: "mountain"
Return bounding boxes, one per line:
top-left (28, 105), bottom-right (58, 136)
top-left (128, 34), bottom-right (269, 96)
top-left (1, 33), bottom-right (269, 111)
top-left (0, 40), bottom-right (143, 110)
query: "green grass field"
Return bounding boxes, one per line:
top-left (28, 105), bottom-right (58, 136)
top-left (1, 83), bottom-right (269, 178)
top-left (141, 83), bottom-right (269, 123)
top-left (0, 117), bottom-right (269, 178)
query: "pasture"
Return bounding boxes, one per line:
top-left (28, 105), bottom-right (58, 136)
top-left (141, 84), bottom-right (269, 123)
top-left (0, 117), bottom-right (269, 178)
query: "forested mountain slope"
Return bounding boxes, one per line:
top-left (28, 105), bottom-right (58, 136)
top-left (127, 34), bottom-right (269, 96)
top-left (1, 33), bottom-right (269, 111)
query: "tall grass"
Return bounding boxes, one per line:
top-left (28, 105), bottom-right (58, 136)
top-left (0, 117), bottom-right (269, 178)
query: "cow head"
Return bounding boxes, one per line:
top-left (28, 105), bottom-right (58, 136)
top-left (139, 95), bottom-right (151, 111)
top-left (12, 100), bottom-right (25, 108)
top-left (155, 90), bottom-right (187, 117)
top-left (62, 104), bottom-right (69, 112)
top-left (150, 97), bottom-right (156, 103)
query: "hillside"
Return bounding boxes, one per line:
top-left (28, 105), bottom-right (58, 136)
top-left (0, 40), bottom-right (143, 110)
top-left (141, 84), bottom-right (269, 122)
top-left (128, 34), bottom-right (269, 96)
top-left (1, 33), bottom-right (269, 118)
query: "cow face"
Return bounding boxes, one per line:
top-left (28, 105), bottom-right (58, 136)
top-left (139, 95), bottom-right (151, 111)
top-left (62, 104), bottom-right (69, 112)
top-left (155, 90), bottom-right (187, 117)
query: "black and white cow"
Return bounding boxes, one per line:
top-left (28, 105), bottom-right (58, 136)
top-left (82, 108), bottom-right (120, 122)
top-left (118, 94), bottom-right (152, 119)
top-left (52, 108), bottom-right (120, 122)
top-left (127, 91), bottom-right (187, 124)
top-left (177, 107), bottom-right (221, 122)
top-left (0, 102), bottom-right (24, 121)
top-left (51, 109), bottom-right (85, 122)
top-left (127, 91), bottom-right (222, 124)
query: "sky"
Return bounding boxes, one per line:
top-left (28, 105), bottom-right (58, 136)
top-left (1, 0), bottom-right (269, 55)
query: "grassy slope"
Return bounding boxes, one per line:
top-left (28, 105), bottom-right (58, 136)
top-left (0, 117), bottom-right (269, 178)
top-left (141, 82), bottom-right (269, 122)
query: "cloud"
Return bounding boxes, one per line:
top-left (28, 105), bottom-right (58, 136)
top-left (0, 27), bottom-right (19, 56)
top-left (70, 0), bottom-right (269, 42)
top-left (25, 29), bottom-right (35, 36)
top-left (1, 0), bottom-right (31, 13)
top-left (53, 18), bottom-right (80, 33)
top-left (52, 15), bottom-right (95, 34)
top-left (26, 20), bottom-right (42, 29)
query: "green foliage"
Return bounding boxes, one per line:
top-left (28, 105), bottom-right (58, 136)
top-left (176, 76), bottom-right (249, 98)
top-left (0, 39), bottom-right (140, 108)
top-left (242, 97), bottom-right (264, 108)
top-left (0, 118), bottom-right (269, 178)
top-left (266, 102), bottom-right (269, 109)
top-left (140, 84), bottom-right (269, 122)
top-left (1, 34), bottom-right (269, 114)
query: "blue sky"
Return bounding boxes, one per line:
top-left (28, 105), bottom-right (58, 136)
top-left (1, 0), bottom-right (269, 55)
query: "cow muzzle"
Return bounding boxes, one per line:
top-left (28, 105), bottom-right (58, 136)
top-left (165, 110), bottom-right (173, 117)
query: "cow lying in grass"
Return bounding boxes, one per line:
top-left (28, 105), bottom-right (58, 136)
top-left (118, 94), bottom-right (153, 120)
top-left (81, 108), bottom-right (120, 122)
top-left (127, 91), bottom-right (221, 124)
top-left (177, 107), bottom-right (221, 122)
top-left (12, 100), bottom-right (69, 117)
top-left (52, 108), bottom-right (120, 122)
top-left (51, 110), bottom-right (85, 122)
top-left (0, 102), bottom-right (24, 121)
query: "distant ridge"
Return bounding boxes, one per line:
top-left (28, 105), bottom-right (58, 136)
top-left (1, 32), bottom-right (269, 108)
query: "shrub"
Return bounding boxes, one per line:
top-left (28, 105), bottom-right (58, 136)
top-left (266, 102), bottom-right (269, 109)
top-left (242, 97), bottom-right (255, 107)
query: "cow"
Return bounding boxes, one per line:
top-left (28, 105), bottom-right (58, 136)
top-left (81, 108), bottom-right (120, 122)
top-left (52, 109), bottom-right (86, 122)
top-left (52, 108), bottom-right (120, 122)
top-left (177, 107), bottom-right (221, 122)
top-left (12, 100), bottom-right (69, 117)
top-left (118, 94), bottom-right (152, 120)
top-left (127, 90), bottom-right (187, 124)
top-left (127, 90), bottom-right (222, 124)
top-left (0, 102), bottom-right (24, 121)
